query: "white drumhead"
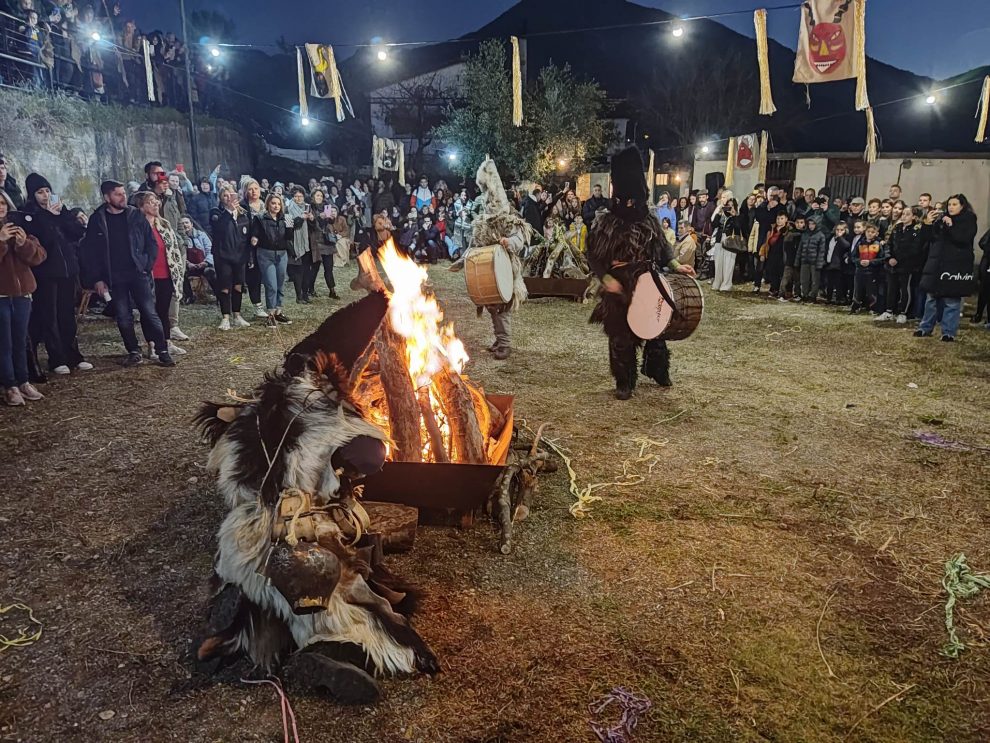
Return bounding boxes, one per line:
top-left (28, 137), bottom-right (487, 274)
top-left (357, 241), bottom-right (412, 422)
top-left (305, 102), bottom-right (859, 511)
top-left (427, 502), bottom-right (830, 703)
top-left (493, 246), bottom-right (514, 303)
top-left (627, 273), bottom-right (674, 340)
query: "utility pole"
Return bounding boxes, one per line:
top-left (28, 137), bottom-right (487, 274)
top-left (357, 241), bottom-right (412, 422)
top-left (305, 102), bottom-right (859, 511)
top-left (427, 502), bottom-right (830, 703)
top-left (178, 0), bottom-right (201, 176)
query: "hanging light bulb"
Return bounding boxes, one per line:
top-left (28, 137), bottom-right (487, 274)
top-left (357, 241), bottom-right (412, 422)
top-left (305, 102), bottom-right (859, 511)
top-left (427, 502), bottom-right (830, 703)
top-left (377, 48), bottom-right (388, 62)
top-left (924, 93), bottom-right (937, 106)
top-left (671, 26), bottom-right (684, 38)
top-left (301, 116), bottom-right (311, 127)
top-left (90, 30), bottom-right (101, 42)
top-left (209, 46), bottom-right (221, 58)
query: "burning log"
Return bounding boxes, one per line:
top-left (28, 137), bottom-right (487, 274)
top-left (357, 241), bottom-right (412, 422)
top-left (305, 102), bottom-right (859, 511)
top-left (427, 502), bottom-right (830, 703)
top-left (417, 389), bottom-right (450, 464)
top-left (434, 367), bottom-right (487, 464)
top-left (375, 321), bottom-right (422, 462)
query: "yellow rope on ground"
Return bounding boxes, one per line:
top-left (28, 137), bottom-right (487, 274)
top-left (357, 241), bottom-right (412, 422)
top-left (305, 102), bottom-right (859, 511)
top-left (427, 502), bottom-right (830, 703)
top-left (0, 603), bottom-right (43, 653)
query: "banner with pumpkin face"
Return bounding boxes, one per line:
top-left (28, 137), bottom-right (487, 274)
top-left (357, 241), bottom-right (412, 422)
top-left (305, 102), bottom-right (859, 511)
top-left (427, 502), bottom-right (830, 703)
top-left (793, 0), bottom-right (859, 83)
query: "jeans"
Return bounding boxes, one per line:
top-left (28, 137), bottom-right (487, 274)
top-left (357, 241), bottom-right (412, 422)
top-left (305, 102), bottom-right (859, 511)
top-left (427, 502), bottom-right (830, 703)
top-left (0, 296), bottom-right (31, 387)
top-left (919, 296), bottom-right (963, 338)
top-left (257, 248), bottom-right (287, 311)
top-left (112, 274), bottom-right (167, 354)
top-left (29, 276), bottom-right (84, 370)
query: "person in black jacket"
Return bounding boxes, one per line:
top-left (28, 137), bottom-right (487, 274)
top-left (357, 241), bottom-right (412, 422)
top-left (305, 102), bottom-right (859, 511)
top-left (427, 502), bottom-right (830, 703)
top-left (249, 193), bottom-right (300, 327)
top-left (876, 207), bottom-right (929, 323)
top-left (970, 227), bottom-right (990, 325)
top-left (413, 215), bottom-right (441, 264)
top-left (915, 194), bottom-right (978, 341)
top-left (22, 172), bottom-right (92, 375)
top-left (209, 185), bottom-right (252, 331)
top-left (822, 221), bottom-right (851, 304)
top-left (582, 183), bottom-right (608, 224)
top-left (521, 186), bottom-right (544, 235)
top-left (80, 180), bottom-right (173, 367)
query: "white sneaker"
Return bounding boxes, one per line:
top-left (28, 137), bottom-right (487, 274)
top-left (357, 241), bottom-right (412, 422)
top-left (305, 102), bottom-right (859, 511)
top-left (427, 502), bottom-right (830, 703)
top-left (874, 311), bottom-right (893, 322)
top-left (253, 304), bottom-right (268, 319)
top-left (777, 296), bottom-right (788, 303)
top-left (895, 314), bottom-right (907, 324)
top-left (52, 365), bottom-right (70, 375)
top-left (218, 317), bottom-right (232, 331)
top-left (232, 314), bottom-right (251, 328)
top-left (76, 361), bottom-right (94, 371)
top-left (168, 342), bottom-right (187, 356)
top-left (4, 387), bottom-right (25, 406)
top-left (18, 383), bottom-right (43, 401)
top-left (170, 326), bottom-right (190, 341)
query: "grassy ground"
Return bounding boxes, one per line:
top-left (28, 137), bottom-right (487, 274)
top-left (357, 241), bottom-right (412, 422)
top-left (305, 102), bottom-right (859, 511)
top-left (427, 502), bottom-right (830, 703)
top-left (1, 267), bottom-right (989, 742)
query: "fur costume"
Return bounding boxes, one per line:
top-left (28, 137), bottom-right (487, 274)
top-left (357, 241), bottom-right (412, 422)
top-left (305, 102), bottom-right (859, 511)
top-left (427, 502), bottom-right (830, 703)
top-left (587, 147), bottom-right (676, 397)
top-left (195, 292), bottom-right (438, 704)
top-left (450, 158), bottom-right (531, 356)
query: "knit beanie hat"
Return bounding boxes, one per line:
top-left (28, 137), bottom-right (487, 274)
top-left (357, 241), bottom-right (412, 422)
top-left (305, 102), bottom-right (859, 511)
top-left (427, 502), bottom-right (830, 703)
top-left (25, 172), bottom-right (52, 197)
top-left (610, 147), bottom-right (647, 203)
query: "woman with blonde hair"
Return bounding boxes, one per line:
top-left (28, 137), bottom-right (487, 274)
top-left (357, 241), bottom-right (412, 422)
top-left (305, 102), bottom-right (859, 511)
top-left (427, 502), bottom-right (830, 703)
top-left (250, 193), bottom-right (301, 326)
top-left (210, 185), bottom-right (253, 330)
top-left (135, 191), bottom-right (185, 358)
top-left (710, 189), bottom-right (741, 292)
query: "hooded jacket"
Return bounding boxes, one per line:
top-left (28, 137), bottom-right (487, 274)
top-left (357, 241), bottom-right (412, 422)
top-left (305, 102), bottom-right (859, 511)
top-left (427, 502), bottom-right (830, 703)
top-left (209, 206), bottom-right (251, 264)
top-left (21, 174), bottom-right (86, 281)
top-left (920, 210), bottom-right (978, 298)
top-left (1, 174), bottom-right (24, 210)
top-left (796, 228), bottom-right (827, 268)
top-left (80, 203), bottom-right (159, 288)
top-left (0, 210), bottom-right (46, 296)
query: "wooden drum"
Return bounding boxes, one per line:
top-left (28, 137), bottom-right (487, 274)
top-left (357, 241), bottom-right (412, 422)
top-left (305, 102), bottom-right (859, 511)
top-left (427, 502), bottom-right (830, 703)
top-left (627, 272), bottom-right (704, 341)
top-left (464, 245), bottom-right (514, 306)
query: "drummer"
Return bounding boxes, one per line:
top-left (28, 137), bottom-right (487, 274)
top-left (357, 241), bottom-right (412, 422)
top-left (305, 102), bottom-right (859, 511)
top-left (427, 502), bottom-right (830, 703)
top-left (452, 157), bottom-right (531, 361)
top-left (587, 146), bottom-right (696, 399)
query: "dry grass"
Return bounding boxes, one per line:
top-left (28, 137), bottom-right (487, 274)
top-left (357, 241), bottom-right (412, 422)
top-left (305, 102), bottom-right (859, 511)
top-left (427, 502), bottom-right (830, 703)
top-left (1, 268), bottom-right (989, 742)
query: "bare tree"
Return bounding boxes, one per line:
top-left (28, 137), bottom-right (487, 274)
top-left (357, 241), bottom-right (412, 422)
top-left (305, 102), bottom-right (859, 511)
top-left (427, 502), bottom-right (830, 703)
top-left (372, 73), bottom-right (457, 173)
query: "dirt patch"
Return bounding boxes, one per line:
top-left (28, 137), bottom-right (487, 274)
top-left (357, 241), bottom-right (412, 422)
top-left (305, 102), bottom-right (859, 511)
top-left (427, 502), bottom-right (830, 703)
top-left (1, 271), bottom-right (989, 742)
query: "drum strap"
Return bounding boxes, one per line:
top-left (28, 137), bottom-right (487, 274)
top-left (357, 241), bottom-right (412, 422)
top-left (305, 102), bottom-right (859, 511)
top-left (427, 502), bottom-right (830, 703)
top-left (648, 264), bottom-right (684, 321)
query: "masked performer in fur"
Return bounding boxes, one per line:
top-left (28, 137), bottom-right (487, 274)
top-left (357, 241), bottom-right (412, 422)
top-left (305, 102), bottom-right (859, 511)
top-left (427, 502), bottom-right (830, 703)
top-left (450, 157), bottom-right (530, 360)
top-left (194, 292), bottom-right (439, 705)
top-left (587, 147), bottom-right (696, 400)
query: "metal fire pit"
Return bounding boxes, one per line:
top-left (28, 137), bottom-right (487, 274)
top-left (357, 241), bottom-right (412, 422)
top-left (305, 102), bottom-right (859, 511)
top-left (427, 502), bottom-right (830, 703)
top-left (361, 395), bottom-right (514, 526)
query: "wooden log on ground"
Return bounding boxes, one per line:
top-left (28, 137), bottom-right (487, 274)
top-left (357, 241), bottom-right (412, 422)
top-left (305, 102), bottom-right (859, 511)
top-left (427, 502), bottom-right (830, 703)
top-left (363, 501), bottom-right (418, 553)
top-left (434, 367), bottom-right (487, 464)
top-left (375, 320), bottom-right (422, 462)
top-left (417, 389), bottom-right (450, 464)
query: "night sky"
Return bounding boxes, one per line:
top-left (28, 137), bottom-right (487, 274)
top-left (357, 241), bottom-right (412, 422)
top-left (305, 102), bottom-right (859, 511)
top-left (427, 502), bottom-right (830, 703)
top-left (131, 0), bottom-right (988, 81)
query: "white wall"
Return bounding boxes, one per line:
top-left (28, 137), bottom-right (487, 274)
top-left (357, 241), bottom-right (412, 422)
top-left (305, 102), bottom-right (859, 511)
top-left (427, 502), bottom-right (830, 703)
top-left (867, 158), bottom-right (990, 234)
top-left (794, 158), bottom-right (829, 190)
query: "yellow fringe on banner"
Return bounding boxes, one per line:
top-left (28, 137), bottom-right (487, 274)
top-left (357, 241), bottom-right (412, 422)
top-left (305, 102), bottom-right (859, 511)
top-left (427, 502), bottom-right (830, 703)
top-left (864, 106), bottom-right (877, 163)
top-left (854, 0), bottom-right (869, 110)
top-left (511, 36), bottom-right (523, 127)
top-left (725, 137), bottom-right (736, 188)
top-left (754, 10), bottom-right (776, 116)
top-left (975, 76), bottom-right (990, 143)
top-left (397, 141), bottom-right (405, 187)
top-left (758, 130), bottom-right (769, 184)
top-left (326, 45), bottom-right (344, 122)
top-left (296, 47), bottom-right (308, 119)
top-left (142, 38), bottom-right (154, 102)
top-left (647, 148), bottom-right (655, 198)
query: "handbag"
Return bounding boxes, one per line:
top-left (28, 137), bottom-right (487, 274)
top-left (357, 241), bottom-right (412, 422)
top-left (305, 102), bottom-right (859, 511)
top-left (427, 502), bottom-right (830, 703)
top-left (721, 234), bottom-right (746, 254)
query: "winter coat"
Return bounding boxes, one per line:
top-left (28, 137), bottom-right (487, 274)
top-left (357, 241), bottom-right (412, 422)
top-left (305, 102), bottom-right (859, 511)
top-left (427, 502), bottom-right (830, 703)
top-left (762, 226), bottom-right (787, 273)
top-left (80, 204), bottom-right (159, 288)
top-left (796, 229), bottom-right (827, 268)
top-left (752, 201), bottom-right (786, 248)
top-left (209, 206), bottom-right (251, 264)
top-left (582, 195), bottom-right (608, 223)
top-left (183, 229), bottom-right (213, 266)
top-left (187, 191), bottom-right (218, 231)
top-left (885, 222), bottom-right (930, 275)
top-left (0, 226), bottom-right (45, 296)
top-left (152, 217), bottom-right (185, 298)
top-left (782, 228), bottom-right (803, 268)
top-left (851, 237), bottom-right (884, 273)
top-left (824, 235), bottom-right (851, 271)
top-left (690, 200), bottom-right (716, 238)
top-left (134, 183), bottom-right (185, 228)
top-left (21, 200), bottom-right (85, 280)
top-left (372, 190), bottom-right (395, 215)
top-left (308, 211), bottom-right (334, 258)
top-left (251, 212), bottom-right (299, 253)
top-left (1, 175), bottom-right (24, 210)
top-left (654, 204), bottom-right (677, 232)
top-left (920, 211), bottom-right (978, 298)
top-left (522, 195), bottom-right (544, 235)
top-left (674, 233), bottom-right (697, 267)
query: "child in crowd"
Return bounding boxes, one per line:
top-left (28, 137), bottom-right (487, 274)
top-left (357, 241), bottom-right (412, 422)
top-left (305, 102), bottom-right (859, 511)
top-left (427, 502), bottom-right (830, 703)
top-left (850, 222), bottom-right (884, 314)
top-left (866, 198), bottom-right (882, 224)
top-left (822, 221), bottom-right (851, 304)
top-left (877, 206), bottom-right (929, 324)
top-left (796, 213), bottom-right (827, 302)
top-left (780, 214), bottom-right (805, 301)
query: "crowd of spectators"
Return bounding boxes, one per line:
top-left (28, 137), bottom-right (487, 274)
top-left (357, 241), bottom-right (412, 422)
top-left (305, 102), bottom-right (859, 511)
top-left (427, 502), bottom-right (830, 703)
top-left (0, 148), bottom-right (985, 408)
top-left (0, 0), bottom-right (226, 109)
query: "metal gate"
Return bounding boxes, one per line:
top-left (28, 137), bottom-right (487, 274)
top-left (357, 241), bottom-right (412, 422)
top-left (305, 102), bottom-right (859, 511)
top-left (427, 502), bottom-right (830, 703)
top-left (825, 174), bottom-right (867, 202)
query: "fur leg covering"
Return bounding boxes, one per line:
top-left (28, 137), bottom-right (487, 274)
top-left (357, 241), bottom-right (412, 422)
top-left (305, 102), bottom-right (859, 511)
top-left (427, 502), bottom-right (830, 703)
top-left (608, 332), bottom-right (639, 398)
top-left (641, 339), bottom-right (672, 387)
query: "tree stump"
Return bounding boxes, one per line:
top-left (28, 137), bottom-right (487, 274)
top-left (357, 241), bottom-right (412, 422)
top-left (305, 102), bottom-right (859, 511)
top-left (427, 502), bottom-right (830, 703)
top-left (363, 501), bottom-right (419, 553)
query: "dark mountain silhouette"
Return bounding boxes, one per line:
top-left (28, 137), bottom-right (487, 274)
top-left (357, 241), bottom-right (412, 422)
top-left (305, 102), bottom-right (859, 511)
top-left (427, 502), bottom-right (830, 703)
top-left (340, 0), bottom-right (988, 157)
